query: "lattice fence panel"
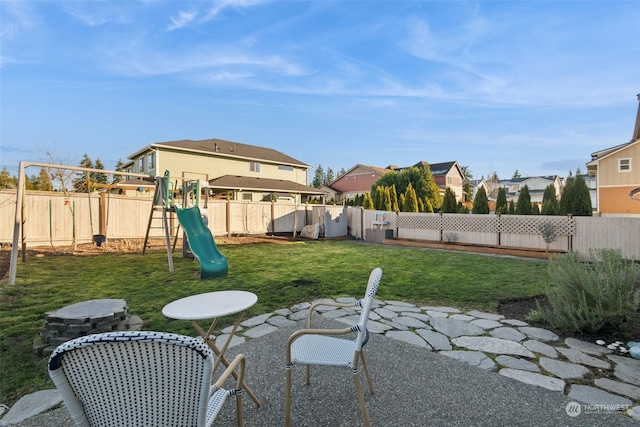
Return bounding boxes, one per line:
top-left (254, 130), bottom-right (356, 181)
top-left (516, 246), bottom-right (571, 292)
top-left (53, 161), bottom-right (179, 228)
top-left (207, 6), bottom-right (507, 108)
top-left (397, 213), bottom-right (441, 230)
top-left (442, 214), bottom-right (500, 233)
top-left (499, 215), bottom-right (575, 236)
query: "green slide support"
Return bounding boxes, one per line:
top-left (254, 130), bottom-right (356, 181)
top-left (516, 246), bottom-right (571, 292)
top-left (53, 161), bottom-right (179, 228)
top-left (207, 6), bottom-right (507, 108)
top-left (174, 205), bottom-right (228, 279)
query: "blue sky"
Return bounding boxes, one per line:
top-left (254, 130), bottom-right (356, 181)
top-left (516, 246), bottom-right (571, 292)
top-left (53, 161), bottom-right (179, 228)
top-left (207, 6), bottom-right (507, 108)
top-left (1, 0), bottom-right (639, 183)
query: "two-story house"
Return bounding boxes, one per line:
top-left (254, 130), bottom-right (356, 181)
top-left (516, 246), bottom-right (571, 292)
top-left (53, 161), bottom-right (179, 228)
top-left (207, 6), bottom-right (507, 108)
top-left (329, 161), bottom-right (465, 204)
top-left (586, 94), bottom-right (640, 215)
top-left (122, 138), bottom-right (323, 203)
top-left (498, 176), bottom-right (563, 206)
top-left (328, 164), bottom-right (389, 202)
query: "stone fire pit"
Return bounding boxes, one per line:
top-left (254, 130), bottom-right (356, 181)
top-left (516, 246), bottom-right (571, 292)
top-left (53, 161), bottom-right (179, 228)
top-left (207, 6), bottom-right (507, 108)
top-left (36, 299), bottom-right (143, 356)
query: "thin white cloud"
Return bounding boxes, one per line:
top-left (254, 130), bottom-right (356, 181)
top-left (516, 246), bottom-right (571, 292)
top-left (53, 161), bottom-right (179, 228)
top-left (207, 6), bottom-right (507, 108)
top-left (166, 10), bottom-right (197, 31)
top-left (201, 0), bottom-right (270, 22)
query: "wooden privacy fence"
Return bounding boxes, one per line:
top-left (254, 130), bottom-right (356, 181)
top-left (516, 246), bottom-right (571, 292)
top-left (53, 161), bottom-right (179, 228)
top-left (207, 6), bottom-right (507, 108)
top-left (1, 190), bottom-right (638, 260)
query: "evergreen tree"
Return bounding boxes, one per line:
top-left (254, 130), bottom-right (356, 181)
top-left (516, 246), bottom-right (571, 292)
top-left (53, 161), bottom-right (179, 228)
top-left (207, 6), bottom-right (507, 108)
top-left (362, 192), bottom-right (375, 209)
top-left (94, 159), bottom-right (108, 184)
top-left (424, 197), bottom-right (434, 213)
top-left (532, 203), bottom-right (541, 215)
top-left (418, 197), bottom-right (425, 212)
top-left (374, 166), bottom-right (442, 212)
top-left (382, 187), bottom-right (392, 211)
top-left (560, 172), bottom-right (592, 216)
top-left (402, 183), bottom-right (419, 212)
top-left (472, 187), bottom-right (490, 214)
top-left (325, 167), bottom-right (335, 185)
top-left (113, 159), bottom-right (125, 184)
top-left (495, 187), bottom-right (508, 214)
top-left (0, 166), bottom-right (16, 189)
top-left (73, 154), bottom-right (94, 192)
top-left (36, 167), bottom-right (53, 191)
top-left (312, 165), bottom-right (324, 188)
top-left (515, 185), bottom-right (533, 215)
top-left (508, 199), bottom-right (516, 214)
top-left (541, 184), bottom-right (559, 215)
top-left (512, 170), bottom-right (521, 179)
top-left (457, 201), bottom-right (469, 213)
top-left (390, 185), bottom-right (399, 211)
top-left (460, 165), bottom-right (474, 203)
top-left (441, 188), bottom-right (458, 213)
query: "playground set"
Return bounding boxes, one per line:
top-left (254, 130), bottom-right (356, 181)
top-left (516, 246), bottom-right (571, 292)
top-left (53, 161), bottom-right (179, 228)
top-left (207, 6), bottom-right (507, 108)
top-left (143, 170), bottom-right (228, 279)
top-left (7, 163), bottom-right (228, 285)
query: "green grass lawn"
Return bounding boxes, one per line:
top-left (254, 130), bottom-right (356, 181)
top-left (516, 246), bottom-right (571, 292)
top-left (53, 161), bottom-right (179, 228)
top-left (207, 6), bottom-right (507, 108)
top-left (0, 240), bottom-right (549, 405)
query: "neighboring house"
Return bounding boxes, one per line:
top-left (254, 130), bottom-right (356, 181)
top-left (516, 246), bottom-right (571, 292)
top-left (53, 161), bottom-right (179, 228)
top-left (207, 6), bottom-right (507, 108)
top-left (586, 95), bottom-right (640, 215)
top-left (415, 161), bottom-right (465, 202)
top-left (498, 176), bottom-right (563, 206)
top-left (123, 138), bottom-right (322, 203)
top-left (329, 161), bottom-right (465, 204)
top-left (471, 178), bottom-right (492, 201)
top-left (329, 164), bottom-right (388, 202)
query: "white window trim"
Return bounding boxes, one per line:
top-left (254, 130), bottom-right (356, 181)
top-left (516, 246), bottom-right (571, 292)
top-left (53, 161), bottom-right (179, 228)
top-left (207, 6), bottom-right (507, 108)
top-left (618, 157), bottom-right (632, 173)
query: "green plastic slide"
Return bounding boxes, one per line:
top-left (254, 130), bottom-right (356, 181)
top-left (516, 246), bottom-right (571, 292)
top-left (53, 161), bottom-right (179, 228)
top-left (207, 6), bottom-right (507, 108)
top-left (174, 205), bottom-right (228, 279)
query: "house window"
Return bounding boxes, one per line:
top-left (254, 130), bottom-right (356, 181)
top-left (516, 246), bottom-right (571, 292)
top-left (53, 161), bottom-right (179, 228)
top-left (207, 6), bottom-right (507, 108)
top-left (619, 158), bottom-right (632, 172)
top-left (138, 157), bottom-right (144, 172)
top-left (250, 161), bottom-right (261, 173)
top-left (242, 193), bottom-right (253, 201)
top-left (278, 165), bottom-right (293, 171)
top-left (147, 152), bottom-right (155, 170)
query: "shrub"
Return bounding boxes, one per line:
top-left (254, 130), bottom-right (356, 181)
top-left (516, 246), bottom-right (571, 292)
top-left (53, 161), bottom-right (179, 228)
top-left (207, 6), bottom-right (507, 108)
top-left (537, 222), bottom-right (557, 252)
top-left (538, 249), bottom-right (640, 334)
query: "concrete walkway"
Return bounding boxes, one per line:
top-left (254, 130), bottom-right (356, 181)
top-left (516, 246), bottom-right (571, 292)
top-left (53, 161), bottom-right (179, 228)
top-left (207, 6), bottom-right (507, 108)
top-left (2, 300), bottom-right (639, 426)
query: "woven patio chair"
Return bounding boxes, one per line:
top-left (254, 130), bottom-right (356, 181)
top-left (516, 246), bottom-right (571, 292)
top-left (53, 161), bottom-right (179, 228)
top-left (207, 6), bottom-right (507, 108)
top-left (285, 267), bottom-right (383, 427)
top-left (48, 331), bottom-right (245, 427)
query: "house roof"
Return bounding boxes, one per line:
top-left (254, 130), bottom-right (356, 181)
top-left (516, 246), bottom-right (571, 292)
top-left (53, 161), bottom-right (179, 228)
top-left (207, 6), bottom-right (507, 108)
top-left (208, 175), bottom-right (323, 195)
top-left (128, 138), bottom-right (309, 168)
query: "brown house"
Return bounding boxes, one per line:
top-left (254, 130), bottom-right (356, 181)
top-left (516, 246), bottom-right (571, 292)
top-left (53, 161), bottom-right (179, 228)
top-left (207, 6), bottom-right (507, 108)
top-left (329, 161), bottom-right (465, 203)
top-left (586, 94), bottom-right (640, 215)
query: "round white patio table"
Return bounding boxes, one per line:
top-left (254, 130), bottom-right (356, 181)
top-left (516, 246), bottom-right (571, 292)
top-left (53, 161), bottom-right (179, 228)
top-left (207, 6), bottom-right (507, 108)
top-left (163, 290), bottom-right (261, 406)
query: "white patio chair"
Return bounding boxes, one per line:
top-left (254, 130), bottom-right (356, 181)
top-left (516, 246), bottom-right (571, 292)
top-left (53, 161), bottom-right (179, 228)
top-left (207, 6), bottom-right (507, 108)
top-left (285, 267), bottom-right (383, 427)
top-left (48, 331), bottom-right (245, 427)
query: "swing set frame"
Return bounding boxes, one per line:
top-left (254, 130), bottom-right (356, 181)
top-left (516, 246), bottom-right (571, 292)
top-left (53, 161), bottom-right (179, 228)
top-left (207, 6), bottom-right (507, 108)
top-left (8, 161), bottom-right (152, 286)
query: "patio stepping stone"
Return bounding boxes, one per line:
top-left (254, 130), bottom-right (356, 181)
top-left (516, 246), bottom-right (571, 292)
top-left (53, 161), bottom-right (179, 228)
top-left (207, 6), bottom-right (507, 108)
top-left (470, 319), bottom-right (503, 330)
top-left (241, 313), bottom-right (273, 327)
top-left (393, 316), bottom-right (429, 329)
top-left (448, 314), bottom-right (475, 322)
top-left (523, 340), bottom-right (558, 358)
top-left (452, 336), bottom-right (536, 358)
top-left (490, 327), bottom-right (527, 342)
top-left (374, 307), bottom-right (398, 319)
top-left (568, 384), bottom-right (632, 407)
top-left (518, 326), bottom-right (559, 342)
top-left (594, 378), bottom-right (640, 401)
top-left (565, 337), bottom-right (613, 356)
top-left (608, 355), bottom-right (640, 386)
top-left (499, 368), bottom-right (566, 392)
top-left (430, 317), bottom-right (485, 338)
top-left (501, 319), bottom-right (529, 327)
top-left (466, 310), bottom-right (504, 321)
top-left (441, 350), bottom-right (496, 371)
top-left (420, 306), bottom-right (461, 313)
top-left (495, 355), bottom-right (540, 372)
top-left (557, 347), bottom-right (611, 369)
top-left (386, 330), bottom-right (431, 349)
top-left (416, 329), bottom-right (452, 351)
top-left (539, 357), bottom-right (589, 379)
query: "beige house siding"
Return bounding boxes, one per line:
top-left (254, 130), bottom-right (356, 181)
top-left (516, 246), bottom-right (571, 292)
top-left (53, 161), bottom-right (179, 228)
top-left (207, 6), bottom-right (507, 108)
top-left (132, 147), bottom-right (308, 186)
top-left (589, 140), bottom-right (640, 215)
